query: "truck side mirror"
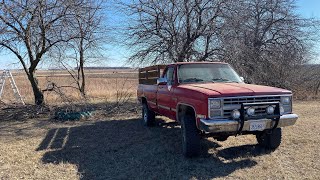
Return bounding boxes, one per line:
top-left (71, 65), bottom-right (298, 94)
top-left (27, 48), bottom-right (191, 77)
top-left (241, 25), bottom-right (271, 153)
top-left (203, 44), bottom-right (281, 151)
top-left (241, 77), bottom-right (253, 84)
top-left (157, 77), bottom-right (167, 85)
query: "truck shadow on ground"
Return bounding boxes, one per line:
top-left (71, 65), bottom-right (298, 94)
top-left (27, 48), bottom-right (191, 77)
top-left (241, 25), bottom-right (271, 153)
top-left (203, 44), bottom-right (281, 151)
top-left (37, 118), bottom-right (268, 179)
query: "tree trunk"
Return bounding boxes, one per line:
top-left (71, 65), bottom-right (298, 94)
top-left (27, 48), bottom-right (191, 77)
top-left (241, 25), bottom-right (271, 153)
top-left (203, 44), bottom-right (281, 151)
top-left (27, 72), bottom-right (44, 105)
top-left (79, 38), bottom-right (86, 96)
top-left (79, 65), bottom-right (85, 96)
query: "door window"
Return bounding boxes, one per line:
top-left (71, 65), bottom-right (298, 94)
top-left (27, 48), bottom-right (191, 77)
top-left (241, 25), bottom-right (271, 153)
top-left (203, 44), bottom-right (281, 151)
top-left (165, 67), bottom-right (175, 85)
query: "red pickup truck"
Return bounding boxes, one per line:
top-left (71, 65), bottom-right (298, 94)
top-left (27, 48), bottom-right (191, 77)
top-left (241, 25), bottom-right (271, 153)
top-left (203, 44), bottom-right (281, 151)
top-left (137, 62), bottom-right (298, 157)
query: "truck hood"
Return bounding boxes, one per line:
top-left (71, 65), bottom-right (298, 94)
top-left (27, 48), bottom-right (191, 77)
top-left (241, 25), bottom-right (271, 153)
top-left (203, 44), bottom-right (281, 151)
top-left (180, 83), bottom-right (291, 97)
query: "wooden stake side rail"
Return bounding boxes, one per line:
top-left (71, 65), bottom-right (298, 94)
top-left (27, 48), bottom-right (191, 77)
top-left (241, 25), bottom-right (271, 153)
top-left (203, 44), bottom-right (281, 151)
top-left (139, 65), bottom-right (166, 85)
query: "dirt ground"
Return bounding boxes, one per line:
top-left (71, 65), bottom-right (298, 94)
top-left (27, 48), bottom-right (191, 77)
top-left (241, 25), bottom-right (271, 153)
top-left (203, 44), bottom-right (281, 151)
top-left (0, 101), bottom-right (319, 180)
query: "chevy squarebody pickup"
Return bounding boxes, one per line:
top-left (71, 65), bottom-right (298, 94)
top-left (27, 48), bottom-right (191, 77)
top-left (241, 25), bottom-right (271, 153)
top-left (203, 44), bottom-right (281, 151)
top-left (137, 62), bottom-right (298, 157)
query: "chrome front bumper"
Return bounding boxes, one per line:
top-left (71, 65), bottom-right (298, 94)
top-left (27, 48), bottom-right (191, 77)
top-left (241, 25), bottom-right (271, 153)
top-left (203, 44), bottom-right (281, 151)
top-left (199, 114), bottom-right (298, 133)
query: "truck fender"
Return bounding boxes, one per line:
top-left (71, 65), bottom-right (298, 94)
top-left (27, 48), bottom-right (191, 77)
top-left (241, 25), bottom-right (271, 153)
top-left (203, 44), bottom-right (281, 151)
top-left (176, 103), bottom-right (197, 124)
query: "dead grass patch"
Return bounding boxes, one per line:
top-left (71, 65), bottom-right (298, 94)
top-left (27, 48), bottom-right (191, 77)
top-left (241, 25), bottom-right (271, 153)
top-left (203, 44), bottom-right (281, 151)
top-left (0, 101), bottom-right (319, 179)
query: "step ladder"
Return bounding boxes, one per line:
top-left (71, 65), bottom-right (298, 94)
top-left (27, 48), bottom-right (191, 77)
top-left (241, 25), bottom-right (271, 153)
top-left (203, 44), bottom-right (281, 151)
top-left (0, 70), bottom-right (25, 105)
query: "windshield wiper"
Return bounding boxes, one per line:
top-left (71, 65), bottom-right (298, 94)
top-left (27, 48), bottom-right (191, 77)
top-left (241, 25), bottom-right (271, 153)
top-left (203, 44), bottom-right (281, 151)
top-left (182, 78), bottom-right (204, 83)
top-left (212, 78), bottom-right (238, 83)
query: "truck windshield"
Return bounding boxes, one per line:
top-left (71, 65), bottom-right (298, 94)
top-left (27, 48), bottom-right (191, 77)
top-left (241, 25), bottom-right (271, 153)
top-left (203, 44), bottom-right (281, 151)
top-left (178, 64), bottom-right (242, 84)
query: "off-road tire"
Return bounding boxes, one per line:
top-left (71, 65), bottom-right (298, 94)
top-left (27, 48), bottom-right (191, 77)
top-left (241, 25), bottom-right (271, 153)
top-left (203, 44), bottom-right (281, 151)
top-left (181, 114), bottom-right (200, 157)
top-left (256, 128), bottom-right (282, 150)
top-left (142, 103), bottom-right (155, 126)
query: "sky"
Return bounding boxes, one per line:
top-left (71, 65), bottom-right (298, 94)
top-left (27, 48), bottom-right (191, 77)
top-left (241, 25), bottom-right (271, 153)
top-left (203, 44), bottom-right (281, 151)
top-left (296, 0), bottom-right (320, 18)
top-left (0, 0), bottom-right (319, 69)
top-left (295, 0), bottom-right (320, 64)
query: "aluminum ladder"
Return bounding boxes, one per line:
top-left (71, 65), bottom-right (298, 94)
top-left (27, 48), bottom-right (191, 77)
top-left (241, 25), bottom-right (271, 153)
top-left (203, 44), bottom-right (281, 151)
top-left (0, 70), bottom-right (25, 105)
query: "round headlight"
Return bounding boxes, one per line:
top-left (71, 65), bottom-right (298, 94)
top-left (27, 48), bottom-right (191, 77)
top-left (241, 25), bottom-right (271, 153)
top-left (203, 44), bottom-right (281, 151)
top-left (247, 107), bottom-right (255, 116)
top-left (266, 106), bottom-right (274, 115)
top-left (280, 106), bottom-right (285, 115)
top-left (231, 109), bottom-right (240, 119)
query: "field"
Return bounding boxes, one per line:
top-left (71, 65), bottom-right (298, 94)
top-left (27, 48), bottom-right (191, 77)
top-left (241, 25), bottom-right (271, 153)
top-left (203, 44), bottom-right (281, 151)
top-left (1, 69), bottom-right (138, 104)
top-left (0, 70), bottom-right (319, 179)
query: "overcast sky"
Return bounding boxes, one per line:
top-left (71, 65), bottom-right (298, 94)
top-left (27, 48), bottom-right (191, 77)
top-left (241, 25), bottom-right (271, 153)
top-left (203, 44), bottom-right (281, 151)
top-left (0, 0), bottom-right (319, 69)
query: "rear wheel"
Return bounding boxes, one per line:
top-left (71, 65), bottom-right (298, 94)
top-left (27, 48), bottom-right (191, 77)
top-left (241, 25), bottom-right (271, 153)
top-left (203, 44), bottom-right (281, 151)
top-left (181, 114), bottom-right (200, 157)
top-left (142, 103), bottom-right (155, 126)
top-left (256, 128), bottom-right (282, 150)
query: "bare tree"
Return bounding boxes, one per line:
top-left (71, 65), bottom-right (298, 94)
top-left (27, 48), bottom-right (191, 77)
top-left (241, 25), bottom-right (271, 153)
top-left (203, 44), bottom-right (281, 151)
top-left (125, 0), bottom-right (319, 94)
top-left (0, 0), bottom-right (82, 105)
top-left (294, 64), bottom-right (320, 98)
top-left (220, 0), bottom-right (318, 87)
top-left (52, 0), bottom-right (107, 97)
top-left (125, 0), bottom-right (228, 64)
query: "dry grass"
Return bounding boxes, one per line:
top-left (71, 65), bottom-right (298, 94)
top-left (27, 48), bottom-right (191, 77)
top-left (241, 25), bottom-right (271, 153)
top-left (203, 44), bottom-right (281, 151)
top-left (0, 69), bottom-right (138, 105)
top-left (0, 101), bottom-right (319, 179)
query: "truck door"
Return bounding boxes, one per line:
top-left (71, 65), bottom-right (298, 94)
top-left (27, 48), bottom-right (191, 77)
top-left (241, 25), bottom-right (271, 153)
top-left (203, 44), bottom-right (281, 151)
top-left (157, 66), bottom-right (176, 119)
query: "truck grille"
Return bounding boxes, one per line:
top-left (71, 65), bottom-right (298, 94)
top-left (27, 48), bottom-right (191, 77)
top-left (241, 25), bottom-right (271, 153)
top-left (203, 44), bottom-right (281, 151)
top-left (222, 96), bottom-right (281, 118)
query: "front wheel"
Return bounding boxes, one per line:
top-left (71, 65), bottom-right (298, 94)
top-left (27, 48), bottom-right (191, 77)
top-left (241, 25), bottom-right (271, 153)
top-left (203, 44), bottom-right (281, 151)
top-left (256, 128), bottom-right (282, 150)
top-left (181, 114), bottom-right (200, 157)
top-left (142, 103), bottom-right (155, 126)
